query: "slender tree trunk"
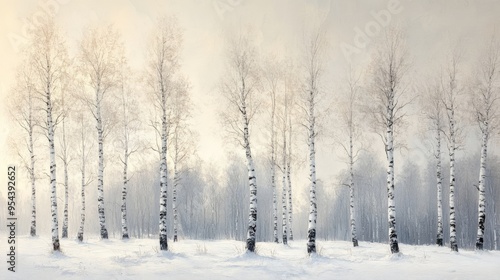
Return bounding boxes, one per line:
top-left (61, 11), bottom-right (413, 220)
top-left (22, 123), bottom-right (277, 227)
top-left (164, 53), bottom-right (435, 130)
top-left (281, 132), bottom-right (288, 245)
top-left (121, 143), bottom-right (129, 239)
top-left (243, 99), bottom-right (257, 253)
top-left (287, 117), bottom-right (293, 241)
top-left (62, 158), bottom-right (69, 238)
top-left (449, 110), bottom-right (458, 252)
top-left (272, 155), bottom-right (278, 243)
top-left (77, 152), bottom-right (86, 242)
top-left (96, 93), bottom-right (108, 239)
top-left (349, 132), bottom-right (358, 247)
top-left (47, 89), bottom-right (60, 251)
top-left (307, 91), bottom-right (317, 254)
top-left (159, 89), bottom-right (169, 251)
top-left (494, 203), bottom-right (498, 250)
top-left (61, 117), bottom-right (69, 239)
top-left (29, 109), bottom-right (36, 237)
top-left (436, 129), bottom-right (444, 246)
top-left (476, 126), bottom-right (488, 250)
top-left (235, 207), bottom-right (239, 241)
top-left (494, 223), bottom-right (498, 250)
top-left (386, 101), bottom-right (399, 254)
top-left (271, 100), bottom-right (278, 244)
top-left (173, 159), bottom-right (179, 242)
top-left (77, 116), bottom-right (86, 242)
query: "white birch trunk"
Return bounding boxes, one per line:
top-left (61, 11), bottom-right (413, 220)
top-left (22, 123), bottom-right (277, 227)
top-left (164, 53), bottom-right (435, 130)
top-left (47, 88), bottom-right (60, 251)
top-left (121, 142), bottom-right (129, 239)
top-left (173, 158), bottom-right (179, 242)
top-left (243, 98), bottom-right (258, 252)
top-left (272, 145), bottom-right (278, 243)
top-left (272, 170), bottom-right (278, 243)
top-left (436, 128), bottom-right (444, 246)
top-left (349, 132), bottom-right (358, 247)
top-left (386, 100), bottom-right (399, 254)
top-left (448, 109), bottom-right (458, 252)
top-left (271, 98), bottom-right (278, 243)
top-left (159, 88), bottom-right (169, 250)
top-left (29, 94), bottom-right (36, 237)
top-left (77, 170), bottom-right (86, 242)
top-left (281, 133), bottom-right (288, 245)
top-left (307, 90), bottom-right (317, 254)
top-left (62, 156), bottom-right (69, 238)
top-left (96, 92), bottom-right (108, 239)
top-left (62, 119), bottom-right (69, 239)
top-left (77, 114), bottom-right (87, 242)
top-left (475, 125), bottom-right (488, 250)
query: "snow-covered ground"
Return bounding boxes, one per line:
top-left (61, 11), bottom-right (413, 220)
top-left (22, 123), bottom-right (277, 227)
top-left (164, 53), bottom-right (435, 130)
top-left (2, 236), bottom-right (500, 279)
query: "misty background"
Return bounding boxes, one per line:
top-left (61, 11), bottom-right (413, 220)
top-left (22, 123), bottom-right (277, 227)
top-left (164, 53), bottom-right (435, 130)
top-left (1, 0), bottom-right (500, 250)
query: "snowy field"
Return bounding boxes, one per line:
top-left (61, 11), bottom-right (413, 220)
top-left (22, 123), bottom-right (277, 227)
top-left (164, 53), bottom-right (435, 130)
top-left (2, 236), bottom-right (500, 279)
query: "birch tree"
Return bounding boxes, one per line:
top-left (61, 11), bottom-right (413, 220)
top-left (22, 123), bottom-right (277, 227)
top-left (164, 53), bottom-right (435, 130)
top-left (76, 111), bottom-right (93, 242)
top-left (276, 61), bottom-right (297, 245)
top-left (287, 115), bottom-right (294, 241)
top-left (421, 80), bottom-right (445, 246)
top-left (146, 16), bottom-right (182, 251)
top-left (283, 61), bottom-right (297, 243)
top-left (168, 78), bottom-right (193, 242)
top-left (301, 30), bottom-right (326, 254)
top-left (272, 111), bottom-right (279, 244)
top-left (220, 33), bottom-right (260, 252)
top-left (28, 17), bottom-right (68, 251)
top-left (441, 49), bottom-right (464, 252)
top-left (339, 69), bottom-right (363, 247)
top-left (263, 58), bottom-right (279, 243)
top-left (281, 101), bottom-right (288, 245)
top-left (11, 62), bottom-right (39, 237)
top-left (79, 25), bottom-right (123, 239)
top-left (58, 74), bottom-right (73, 239)
top-left (422, 80), bottom-right (445, 246)
top-left (117, 60), bottom-right (140, 240)
top-left (471, 37), bottom-right (500, 250)
top-left (368, 29), bottom-right (410, 254)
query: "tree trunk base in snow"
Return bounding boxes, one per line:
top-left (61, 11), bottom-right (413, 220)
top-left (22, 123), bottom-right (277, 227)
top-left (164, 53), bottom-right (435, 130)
top-left (352, 238), bottom-right (358, 247)
top-left (101, 228), bottom-right (109, 239)
top-left (283, 236), bottom-right (287, 245)
top-left (160, 236), bottom-right (168, 251)
top-left (476, 240), bottom-right (484, 250)
top-left (450, 242), bottom-right (458, 252)
top-left (307, 229), bottom-right (316, 254)
top-left (53, 239), bottom-right (60, 251)
top-left (246, 238), bottom-right (256, 253)
top-left (174, 235), bottom-right (178, 242)
top-left (77, 233), bottom-right (83, 242)
top-left (30, 228), bottom-right (36, 237)
top-left (390, 241), bottom-right (399, 254)
top-left (307, 243), bottom-right (316, 254)
top-left (122, 234), bottom-right (129, 239)
top-left (436, 238), bottom-right (443, 246)
top-left (62, 228), bottom-right (68, 239)
top-left (274, 238), bottom-right (279, 243)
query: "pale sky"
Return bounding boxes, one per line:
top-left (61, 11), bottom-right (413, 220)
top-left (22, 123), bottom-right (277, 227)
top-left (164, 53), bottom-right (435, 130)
top-left (1, 0), bottom-right (500, 190)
